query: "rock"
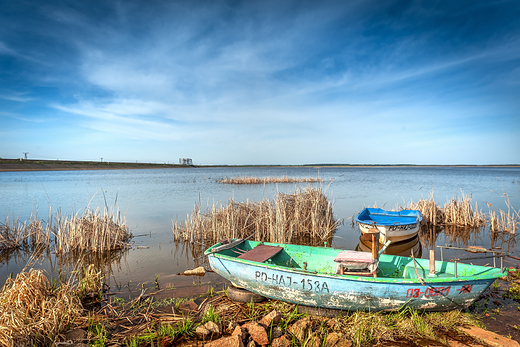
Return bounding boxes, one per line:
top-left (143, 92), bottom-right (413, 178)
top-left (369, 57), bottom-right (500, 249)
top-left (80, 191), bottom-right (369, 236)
top-left (178, 301), bottom-right (198, 313)
top-left (324, 332), bottom-right (341, 347)
top-left (181, 267), bottom-right (206, 276)
top-left (204, 335), bottom-right (244, 347)
top-left (259, 310), bottom-right (282, 327)
top-left (325, 332), bottom-right (352, 347)
top-left (271, 326), bottom-right (282, 340)
top-left (232, 326), bottom-right (243, 336)
top-left (287, 317), bottom-right (311, 342)
top-left (246, 340), bottom-right (256, 347)
top-left (64, 328), bottom-right (87, 341)
top-left (458, 325), bottom-right (520, 347)
top-left (205, 321), bottom-right (222, 335)
top-left (271, 335), bottom-right (291, 347)
top-left (338, 337), bottom-right (353, 347)
top-left (244, 322), bottom-right (269, 346)
top-left (196, 325), bottom-right (211, 338)
top-left (232, 325), bottom-right (249, 344)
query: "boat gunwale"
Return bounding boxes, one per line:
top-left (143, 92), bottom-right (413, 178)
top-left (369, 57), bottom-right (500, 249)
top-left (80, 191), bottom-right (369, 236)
top-left (205, 241), bottom-right (506, 284)
top-left (355, 207), bottom-right (423, 226)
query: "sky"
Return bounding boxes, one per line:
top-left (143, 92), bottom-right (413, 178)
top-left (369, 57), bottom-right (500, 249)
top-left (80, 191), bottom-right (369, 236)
top-left (1, 0), bottom-right (519, 165)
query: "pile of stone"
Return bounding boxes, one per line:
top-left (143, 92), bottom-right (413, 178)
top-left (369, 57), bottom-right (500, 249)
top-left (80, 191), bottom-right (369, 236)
top-left (195, 310), bottom-right (352, 347)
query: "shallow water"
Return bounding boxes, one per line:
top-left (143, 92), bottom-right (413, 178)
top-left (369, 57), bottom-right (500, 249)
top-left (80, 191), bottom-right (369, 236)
top-left (1, 166), bottom-right (519, 294)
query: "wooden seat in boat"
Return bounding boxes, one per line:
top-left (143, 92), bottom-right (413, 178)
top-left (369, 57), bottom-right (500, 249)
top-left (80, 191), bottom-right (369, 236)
top-left (238, 244), bottom-right (283, 263)
top-left (334, 250), bottom-right (378, 276)
top-left (334, 250), bottom-right (374, 264)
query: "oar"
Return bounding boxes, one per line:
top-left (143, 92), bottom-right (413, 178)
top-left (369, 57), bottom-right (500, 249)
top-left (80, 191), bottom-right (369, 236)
top-left (193, 232), bottom-right (257, 261)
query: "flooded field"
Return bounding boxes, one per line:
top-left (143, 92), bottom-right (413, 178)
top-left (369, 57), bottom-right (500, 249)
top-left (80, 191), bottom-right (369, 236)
top-left (1, 166), bottom-right (519, 301)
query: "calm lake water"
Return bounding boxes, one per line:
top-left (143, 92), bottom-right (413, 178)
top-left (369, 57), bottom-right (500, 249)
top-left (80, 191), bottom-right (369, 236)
top-left (1, 166), bottom-right (519, 296)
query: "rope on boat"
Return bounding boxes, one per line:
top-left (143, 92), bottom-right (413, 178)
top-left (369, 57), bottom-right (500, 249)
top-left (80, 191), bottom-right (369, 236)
top-left (411, 250), bottom-right (426, 286)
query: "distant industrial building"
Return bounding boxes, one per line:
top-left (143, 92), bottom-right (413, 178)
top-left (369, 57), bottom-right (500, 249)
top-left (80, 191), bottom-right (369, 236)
top-left (179, 158), bottom-right (193, 165)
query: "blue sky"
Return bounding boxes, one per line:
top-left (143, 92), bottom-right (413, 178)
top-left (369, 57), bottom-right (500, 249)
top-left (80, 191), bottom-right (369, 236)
top-left (1, 0), bottom-right (519, 165)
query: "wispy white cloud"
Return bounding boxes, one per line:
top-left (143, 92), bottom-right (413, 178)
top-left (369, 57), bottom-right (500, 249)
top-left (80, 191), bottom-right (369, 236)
top-left (0, 94), bottom-right (36, 102)
top-left (1, 0), bottom-right (519, 164)
top-left (0, 41), bottom-right (17, 56)
top-left (0, 111), bottom-right (48, 123)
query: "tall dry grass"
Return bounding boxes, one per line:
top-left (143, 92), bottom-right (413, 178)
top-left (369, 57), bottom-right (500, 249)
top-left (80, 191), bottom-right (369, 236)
top-left (0, 206), bottom-right (131, 254)
top-left (0, 214), bottom-right (27, 250)
top-left (172, 187), bottom-right (339, 250)
top-left (402, 190), bottom-right (444, 226)
top-left (403, 190), bottom-right (485, 228)
top-left (0, 212), bottom-right (52, 251)
top-left (402, 189), bottom-right (519, 248)
top-left (442, 192), bottom-right (485, 228)
top-left (218, 176), bottom-right (324, 184)
top-left (0, 268), bottom-right (83, 346)
top-left (488, 193), bottom-right (520, 234)
top-left (54, 207), bottom-right (130, 253)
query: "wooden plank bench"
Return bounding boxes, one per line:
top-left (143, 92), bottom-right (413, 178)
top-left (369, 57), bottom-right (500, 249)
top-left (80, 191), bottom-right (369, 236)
top-left (334, 250), bottom-right (378, 276)
top-left (238, 244), bottom-right (283, 263)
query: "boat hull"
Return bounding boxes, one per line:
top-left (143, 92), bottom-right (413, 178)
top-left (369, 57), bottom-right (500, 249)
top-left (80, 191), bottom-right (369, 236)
top-left (356, 234), bottom-right (422, 258)
top-left (358, 221), bottom-right (420, 242)
top-left (356, 208), bottom-right (423, 243)
top-left (207, 241), bottom-right (503, 312)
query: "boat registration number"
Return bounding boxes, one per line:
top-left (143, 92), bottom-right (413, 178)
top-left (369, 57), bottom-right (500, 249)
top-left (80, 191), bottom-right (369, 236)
top-left (406, 286), bottom-right (451, 298)
top-left (254, 271), bottom-right (330, 293)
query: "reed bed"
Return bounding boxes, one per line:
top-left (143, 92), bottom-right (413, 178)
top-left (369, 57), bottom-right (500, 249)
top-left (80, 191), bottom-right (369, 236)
top-left (442, 192), bottom-right (486, 228)
top-left (0, 214), bottom-right (27, 250)
top-left (172, 187), bottom-right (339, 249)
top-left (0, 268), bottom-right (83, 346)
top-left (401, 189), bottom-right (519, 248)
top-left (0, 212), bottom-right (53, 251)
top-left (403, 190), bottom-right (485, 228)
top-left (0, 206), bottom-right (131, 254)
top-left (54, 207), bottom-right (131, 253)
top-left (218, 175), bottom-right (324, 184)
top-left (488, 193), bottom-right (520, 234)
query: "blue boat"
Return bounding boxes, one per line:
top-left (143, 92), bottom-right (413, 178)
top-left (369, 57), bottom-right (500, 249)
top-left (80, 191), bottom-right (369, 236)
top-left (205, 239), bottom-right (505, 312)
top-left (356, 208), bottom-right (423, 243)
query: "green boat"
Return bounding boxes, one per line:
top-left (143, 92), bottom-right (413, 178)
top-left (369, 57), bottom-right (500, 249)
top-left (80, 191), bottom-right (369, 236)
top-left (205, 239), bottom-right (506, 312)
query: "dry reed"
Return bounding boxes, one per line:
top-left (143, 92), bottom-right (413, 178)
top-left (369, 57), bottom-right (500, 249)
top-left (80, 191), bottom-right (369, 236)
top-left (488, 193), bottom-right (520, 234)
top-left (0, 268), bottom-right (83, 346)
top-left (172, 187), bottom-right (339, 249)
top-left (54, 206), bottom-right (131, 253)
top-left (0, 214), bottom-right (27, 250)
top-left (403, 190), bottom-right (484, 227)
top-left (1, 205), bottom-right (130, 254)
top-left (442, 192), bottom-right (485, 228)
top-left (402, 190), bottom-right (443, 226)
top-left (218, 176), bottom-right (324, 184)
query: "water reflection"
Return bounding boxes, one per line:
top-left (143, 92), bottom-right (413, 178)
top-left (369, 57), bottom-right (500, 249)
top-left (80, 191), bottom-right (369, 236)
top-left (0, 246), bottom-right (130, 289)
top-left (355, 234), bottom-right (422, 257)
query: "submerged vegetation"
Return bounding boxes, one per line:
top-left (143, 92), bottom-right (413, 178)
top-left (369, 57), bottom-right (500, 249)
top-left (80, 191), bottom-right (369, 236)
top-left (172, 187), bottom-right (339, 250)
